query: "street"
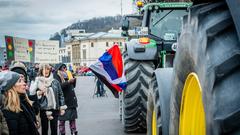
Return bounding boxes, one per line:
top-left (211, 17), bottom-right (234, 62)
top-left (72, 76), bottom-right (145, 135)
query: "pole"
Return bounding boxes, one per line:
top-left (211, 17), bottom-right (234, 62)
top-left (121, 0), bottom-right (123, 16)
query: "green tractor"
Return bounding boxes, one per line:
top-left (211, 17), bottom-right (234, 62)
top-left (167, 0), bottom-right (240, 135)
top-left (146, 0), bottom-right (240, 135)
top-left (120, 1), bottom-right (192, 133)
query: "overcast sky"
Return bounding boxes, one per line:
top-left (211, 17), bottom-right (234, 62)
top-left (0, 0), bottom-right (133, 46)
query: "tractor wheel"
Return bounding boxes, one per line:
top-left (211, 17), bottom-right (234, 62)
top-left (123, 51), bottom-right (154, 133)
top-left (147, 68), bottom-right (172, 135)
top-left (147, 76), bottom-right (161, 135)
top-left (169, 2), bottom-right (240, 135)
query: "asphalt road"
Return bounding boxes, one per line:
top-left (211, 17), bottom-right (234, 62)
top-left (71, 76), bottom-right (145, 135)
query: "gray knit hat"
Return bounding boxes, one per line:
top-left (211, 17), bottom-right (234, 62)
top-left (0, 71), bottom-right (20, 94)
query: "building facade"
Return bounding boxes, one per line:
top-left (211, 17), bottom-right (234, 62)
top-left (63, 29), bottom-right (126, 68)
top-left (72, 40), bottom-right (81, 66)
top-left (79, 36), bottom-right (125, 67)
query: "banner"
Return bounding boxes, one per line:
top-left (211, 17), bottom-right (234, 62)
top-left (35, 40), bottom-right (59, 63)
top-left (13, 37), bottom-right (31, 62)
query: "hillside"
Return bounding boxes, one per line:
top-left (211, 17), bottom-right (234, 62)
top-left (50, 15), bottom-right (123, 40)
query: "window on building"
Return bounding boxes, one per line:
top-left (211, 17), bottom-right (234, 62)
top-left (83, 49), bottom-right (86, 59)
top-left (106, 42), bottom-right (109, 47)
top-left (91, 42), bottom-right (94, 47)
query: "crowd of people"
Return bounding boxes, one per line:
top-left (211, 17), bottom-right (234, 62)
top-left (0, 61), bottom-right (78, 135)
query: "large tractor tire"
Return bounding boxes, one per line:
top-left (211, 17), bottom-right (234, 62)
top-left (147, 68), bottom-right (172, 135)
top-left (169, 2), bottom-right (240, 135)
top-left (123, 51), bottom-right (154, 133)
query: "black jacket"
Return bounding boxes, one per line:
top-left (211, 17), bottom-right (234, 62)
top-left (2, 95), bottom-right (39, 135)
top-left (48, 79), bottom-right (66, 110)
top-left (30, 76), bottom-right (66, 111)
top-left (54, 64), bottom-right (78, 108)
top-left (0, 95), bottom-right (9, 135)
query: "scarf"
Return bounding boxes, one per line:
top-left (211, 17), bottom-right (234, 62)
top-left (36, 74), bottom-right (56, 110)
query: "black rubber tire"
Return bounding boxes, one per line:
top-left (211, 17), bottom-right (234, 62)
top-left (123, 51), bottom-right (154, 133)
top-left (147, 68), bottom-right (172, 135)
top-left (169, 2), bottom-right (240, 135)
top-left (147, 75), bottom-right (161, 135)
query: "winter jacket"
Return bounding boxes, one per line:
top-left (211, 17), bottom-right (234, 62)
top-left (54, 64), bottom-right (78, 108)
top-left (2, 95), bottom-right (39, 135)
top-left (0, 110), bottom-right (9, 135)
top-left (30, 75), bottom-right (66, 111)
top-left (0, 95), bottom-right (9, 135)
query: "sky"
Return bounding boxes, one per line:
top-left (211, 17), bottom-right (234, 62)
top-left (0, 0), bottom-right (133, 47)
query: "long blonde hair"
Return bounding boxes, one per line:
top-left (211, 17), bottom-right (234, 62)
top-left (4, 88), bottom-right (32, 113)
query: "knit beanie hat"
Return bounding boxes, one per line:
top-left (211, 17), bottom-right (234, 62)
top-left (0, 71), bottom-right (20, 94)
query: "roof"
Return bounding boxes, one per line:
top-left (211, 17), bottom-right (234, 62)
top-left (88, 32), bottom-right (107, 39)
top-left (65, 31), bottom-right (124, 42)
top-left (87, 32), bottom-right (124, 40)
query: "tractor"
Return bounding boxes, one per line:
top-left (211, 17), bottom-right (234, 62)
top-left (120, 0), bottom-right (192, 133)
top-left (147, 0), bottom-right (240, 135)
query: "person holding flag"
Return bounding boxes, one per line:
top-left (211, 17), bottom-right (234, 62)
top-left (89, 44), bottom-right (127, 98)
top-left (54, 63), bottom-right (78, 135)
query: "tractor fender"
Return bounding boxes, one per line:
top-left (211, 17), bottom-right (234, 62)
top-left (154, 68), bottom-right (173, 135)
top-left (126, 39), bottom-right (157, 60)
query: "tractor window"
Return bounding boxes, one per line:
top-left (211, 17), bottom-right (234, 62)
top-left (149, 9), bottom-right (187, 41)
top-left (128, 17), bottom-right (142, 29)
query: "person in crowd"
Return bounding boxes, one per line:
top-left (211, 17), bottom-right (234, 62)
top-left (0, 66), bottom-right (3, 72)
top-left (10, 61), bottom-right (40, 120)
top-left (54, 63), bottom-right (78, 135)
top-left (0, 93), bottom-right (9, 135)
top-left (0, 71), bottom-right (39, 135)
top-left (10, 61), bottom-right (28, 84)
top-left (28, 63), bottom-right (39, 82)
top-left (29, 63), bottom-right (66, 135)
top-left (95, 77), bottom-right (105, 97)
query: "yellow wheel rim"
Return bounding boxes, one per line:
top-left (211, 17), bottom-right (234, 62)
top-left (179, 73), bottom-right (206, 135)
top-left (152, 110), bottom-right (157, 135)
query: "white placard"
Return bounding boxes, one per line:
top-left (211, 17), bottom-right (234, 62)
top-left (35, 40), bottom-right (59, 63)
top-left (13, 37), bottom-right (30, 62)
